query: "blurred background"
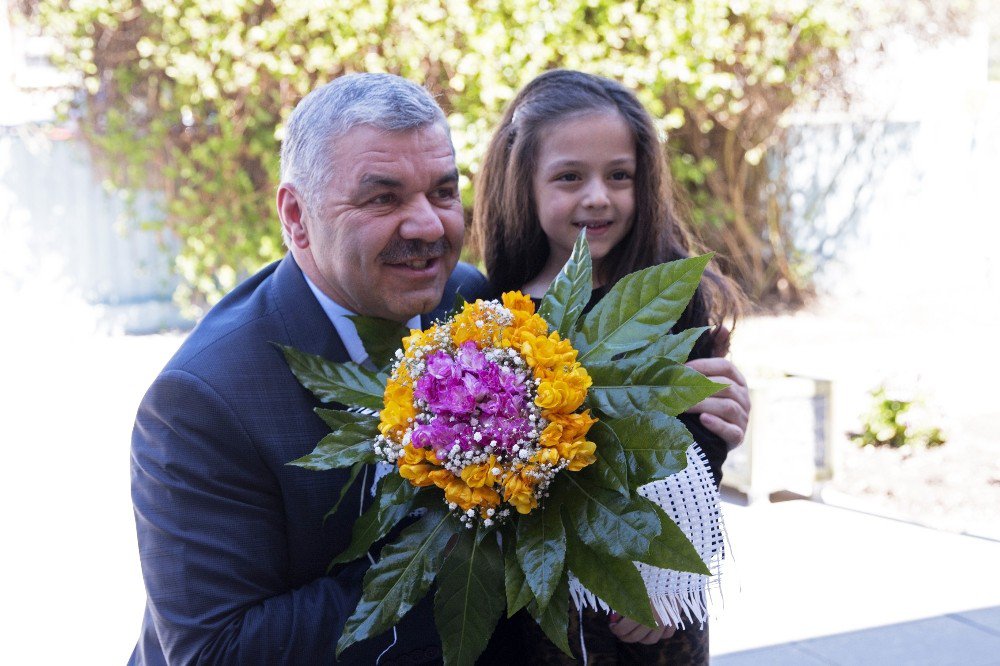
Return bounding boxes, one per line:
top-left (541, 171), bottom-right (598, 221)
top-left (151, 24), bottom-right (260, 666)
top-left (2, 0), bottom-right (998, 663)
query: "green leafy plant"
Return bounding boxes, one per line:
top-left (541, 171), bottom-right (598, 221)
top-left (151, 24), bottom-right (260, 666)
top-left (278, 233), bottom-right (723, 663)
top-left (850, 386), bottom-right (946, 449)
top-left (33, 0), bottom-right (881, 313)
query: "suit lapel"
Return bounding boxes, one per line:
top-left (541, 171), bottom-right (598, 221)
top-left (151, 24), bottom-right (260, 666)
top-left (270, 254), bottom-right (350, 364)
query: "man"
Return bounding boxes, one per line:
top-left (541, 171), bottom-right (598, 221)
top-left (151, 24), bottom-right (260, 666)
top-left (130, 73), bottom-right (488, 665)
top-left (130, 73), bottom-right (750, 665)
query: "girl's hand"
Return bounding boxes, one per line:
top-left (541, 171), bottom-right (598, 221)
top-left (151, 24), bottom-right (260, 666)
top-left (607, 611), bottom-right (677, 644)
top-left (685, 355), bottom-right (750, 450)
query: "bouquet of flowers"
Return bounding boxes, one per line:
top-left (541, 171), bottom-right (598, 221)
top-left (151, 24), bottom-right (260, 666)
top-left (280, 234), bottom-right (725, 664)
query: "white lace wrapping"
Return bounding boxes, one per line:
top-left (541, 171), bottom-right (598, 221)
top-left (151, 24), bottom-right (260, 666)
top-left (569, 442), bottom-right (724, 629)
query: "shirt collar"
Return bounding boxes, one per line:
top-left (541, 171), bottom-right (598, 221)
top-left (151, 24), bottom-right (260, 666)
top-left (302, 274), bottom-right (420, 365)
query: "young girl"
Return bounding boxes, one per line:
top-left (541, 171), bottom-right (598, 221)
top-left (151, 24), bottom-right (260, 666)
top-left (473, 70), bottom-right (749, 664)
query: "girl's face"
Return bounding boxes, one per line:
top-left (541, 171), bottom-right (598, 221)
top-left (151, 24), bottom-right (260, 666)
top-left (532, 110), bottom-right (636, 282)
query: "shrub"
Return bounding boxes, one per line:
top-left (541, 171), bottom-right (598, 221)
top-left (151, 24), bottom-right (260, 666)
top-left (28, 0), bottom-right (972, 312)
top-left (850, 386), bottom-right (947, 449)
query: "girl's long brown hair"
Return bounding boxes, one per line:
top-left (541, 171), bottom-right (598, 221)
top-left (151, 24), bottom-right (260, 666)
top-left (472, 69), bottom-right (743, 340)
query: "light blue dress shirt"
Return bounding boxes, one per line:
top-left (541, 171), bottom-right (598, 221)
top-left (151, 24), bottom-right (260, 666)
top-left (302, 274), bottom-right (420, 364)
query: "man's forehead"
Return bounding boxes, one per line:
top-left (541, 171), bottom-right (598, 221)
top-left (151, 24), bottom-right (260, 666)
top-left (340, 124), bottom-right (452, 155)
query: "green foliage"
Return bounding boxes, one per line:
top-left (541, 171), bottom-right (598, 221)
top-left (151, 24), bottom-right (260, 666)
top-left (288, 412), bottom-right (379, 470)
top-left (537, 230), bottom-right (592, 340)
top-left (587, 357), bottom-right (725, 419)
top-left (349, 316), bottom-right (411, 370)
top-left (434, 527), bottom-right (506, 665)
top-left (329, 474), bottom-right (418, 566)
top-left (529, 570), bottom-right (572, 657)
top-left (515, 501), bottom-right (566, 611)
top-left (337, 504), bottom-right (454, 655)
top-left (277, 344), bottom-right (387, 410)
top-left (37, 0), bottom-right (870, 312)
top-left (577, 253), bottom-right (713, 362)
top-left (850, 386), bottom-right (947, 449)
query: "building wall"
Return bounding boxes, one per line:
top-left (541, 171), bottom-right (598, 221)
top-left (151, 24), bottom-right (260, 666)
top-left (0, 126), bottom-right (188, 333)
top-left (782, 21), bottom-right (1000, 313)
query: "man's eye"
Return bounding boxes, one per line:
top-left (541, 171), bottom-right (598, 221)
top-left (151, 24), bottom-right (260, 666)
top-left (370, 193), bottom-right (396, 205)
top-left (433, 187), bottom-right (457, 200)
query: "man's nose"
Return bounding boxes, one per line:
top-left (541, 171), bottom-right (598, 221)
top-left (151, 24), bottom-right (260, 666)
top-left (399, 194), bottom-right (445, 241)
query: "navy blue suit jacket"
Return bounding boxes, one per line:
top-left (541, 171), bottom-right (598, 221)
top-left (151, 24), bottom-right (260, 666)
top-left (130, 255), bottom-right (489, 665)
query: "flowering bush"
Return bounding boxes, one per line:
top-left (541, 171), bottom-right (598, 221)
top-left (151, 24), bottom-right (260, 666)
top-left (280, 234), bottom-right (725, 664)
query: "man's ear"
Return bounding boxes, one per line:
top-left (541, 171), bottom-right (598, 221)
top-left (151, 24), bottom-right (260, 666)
top-left (277, 184), bottom-right (309, 249)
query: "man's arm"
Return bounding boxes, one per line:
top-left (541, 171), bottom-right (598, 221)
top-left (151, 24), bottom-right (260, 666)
top-left (131, 369), bottom-right (355, 664)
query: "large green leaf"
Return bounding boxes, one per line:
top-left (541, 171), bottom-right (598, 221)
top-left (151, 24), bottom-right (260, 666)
top-left (538, 231), bottom-right (592, 339)
top-left (576, 254), bottom-right (712, 362)
top-left (434, 527), bottom-right (506, 665)
top-left (643, 498), bottom-right (711, 576)
top-left (288, 410), bottom-right (379, 470)
top-left (577, 420), bottom-right (630, 497)
top-left (586, 357), bottom-right (725, 419)
top-left (276, 343), bottom-right (386, 410)
top-left (561, 475), bottom-right (694, 571)
top-left (503, 528), bottom-right (534, 617)
top-left (323, 461), bottom-right (365, 523)
top-left (607, 412), bottom-right (692, 487)
top-left (314, 408), bottom-right (379, 433)
top-left (516, 504), bottom-right (566, 612)
top-left (559, 476), bottom-right (657, 563)
top-left (330, 473), bottom-right (419, 566)
top-left (564, 528), bottom-right (657, 628)
top-left (337, 506), bottom-right (454, 655)
top-left (349, 316), bottom-right (410, 371)
top-left (529, 570), bottom-right (572, 657)
top-left (621, 326), bottom-right (709, 364)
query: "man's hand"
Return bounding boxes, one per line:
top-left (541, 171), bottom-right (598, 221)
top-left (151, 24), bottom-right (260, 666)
top-left (685, 327), bottom-right (750, 450)
top-left (608, 612), bottom-right (676, 644)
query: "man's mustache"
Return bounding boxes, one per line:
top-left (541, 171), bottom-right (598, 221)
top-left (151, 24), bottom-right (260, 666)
top-left (378, 239), bottom-right (451, 264)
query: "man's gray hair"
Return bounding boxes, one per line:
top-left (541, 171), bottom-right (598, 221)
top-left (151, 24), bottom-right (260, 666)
top-left (280, 73), bottom-right (450, 214)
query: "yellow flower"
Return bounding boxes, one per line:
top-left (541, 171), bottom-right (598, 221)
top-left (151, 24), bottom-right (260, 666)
top-left (460, 456), bottom-right (498, 488)
top-left (379, 374), bottom-right (416, 440)
top-left (535, 367), bottom-right (591, 413)
top-left (539, 422), bottom-right (564, 448)
top-left (501, 291), bottom-right (536, 318)
top-left (400, 445), bottom-right (424, 466)
top-left (555, 439), bottom-right (597, 471)
top-left (451, 301), bottom-right (503, 348)
top-left (567, 439), bottom-right (597, 471)
top-left (518, 331), bottom-right (579, 374)
top-left (501, 317), bottom-right (543, 349)
top-left (545, 410), bottom-right (597, 442)
top-left (398, 463), bottom-right (439, 487)
top-left (444, 477), bottom-right (476, 511)
top-left (402, 325), bottom-right (438, 358)
top-left (428, 468), bottom-right (454, 489)
top-left (531, 446), bottom-right (561, 466)
top-left (502, 468), bottom-right (539, 514)
top-left (470, 485), bottom-right (501, 510)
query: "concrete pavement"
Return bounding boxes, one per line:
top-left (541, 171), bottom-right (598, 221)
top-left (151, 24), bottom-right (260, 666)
top-left (710, 496), bottom-right (1000, 665)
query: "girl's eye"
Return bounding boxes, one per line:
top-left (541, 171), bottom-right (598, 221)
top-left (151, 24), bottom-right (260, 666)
top-left (556, 173), bottom-right (580, 182)
top-left (610, 170), bottom-right (633, 181)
